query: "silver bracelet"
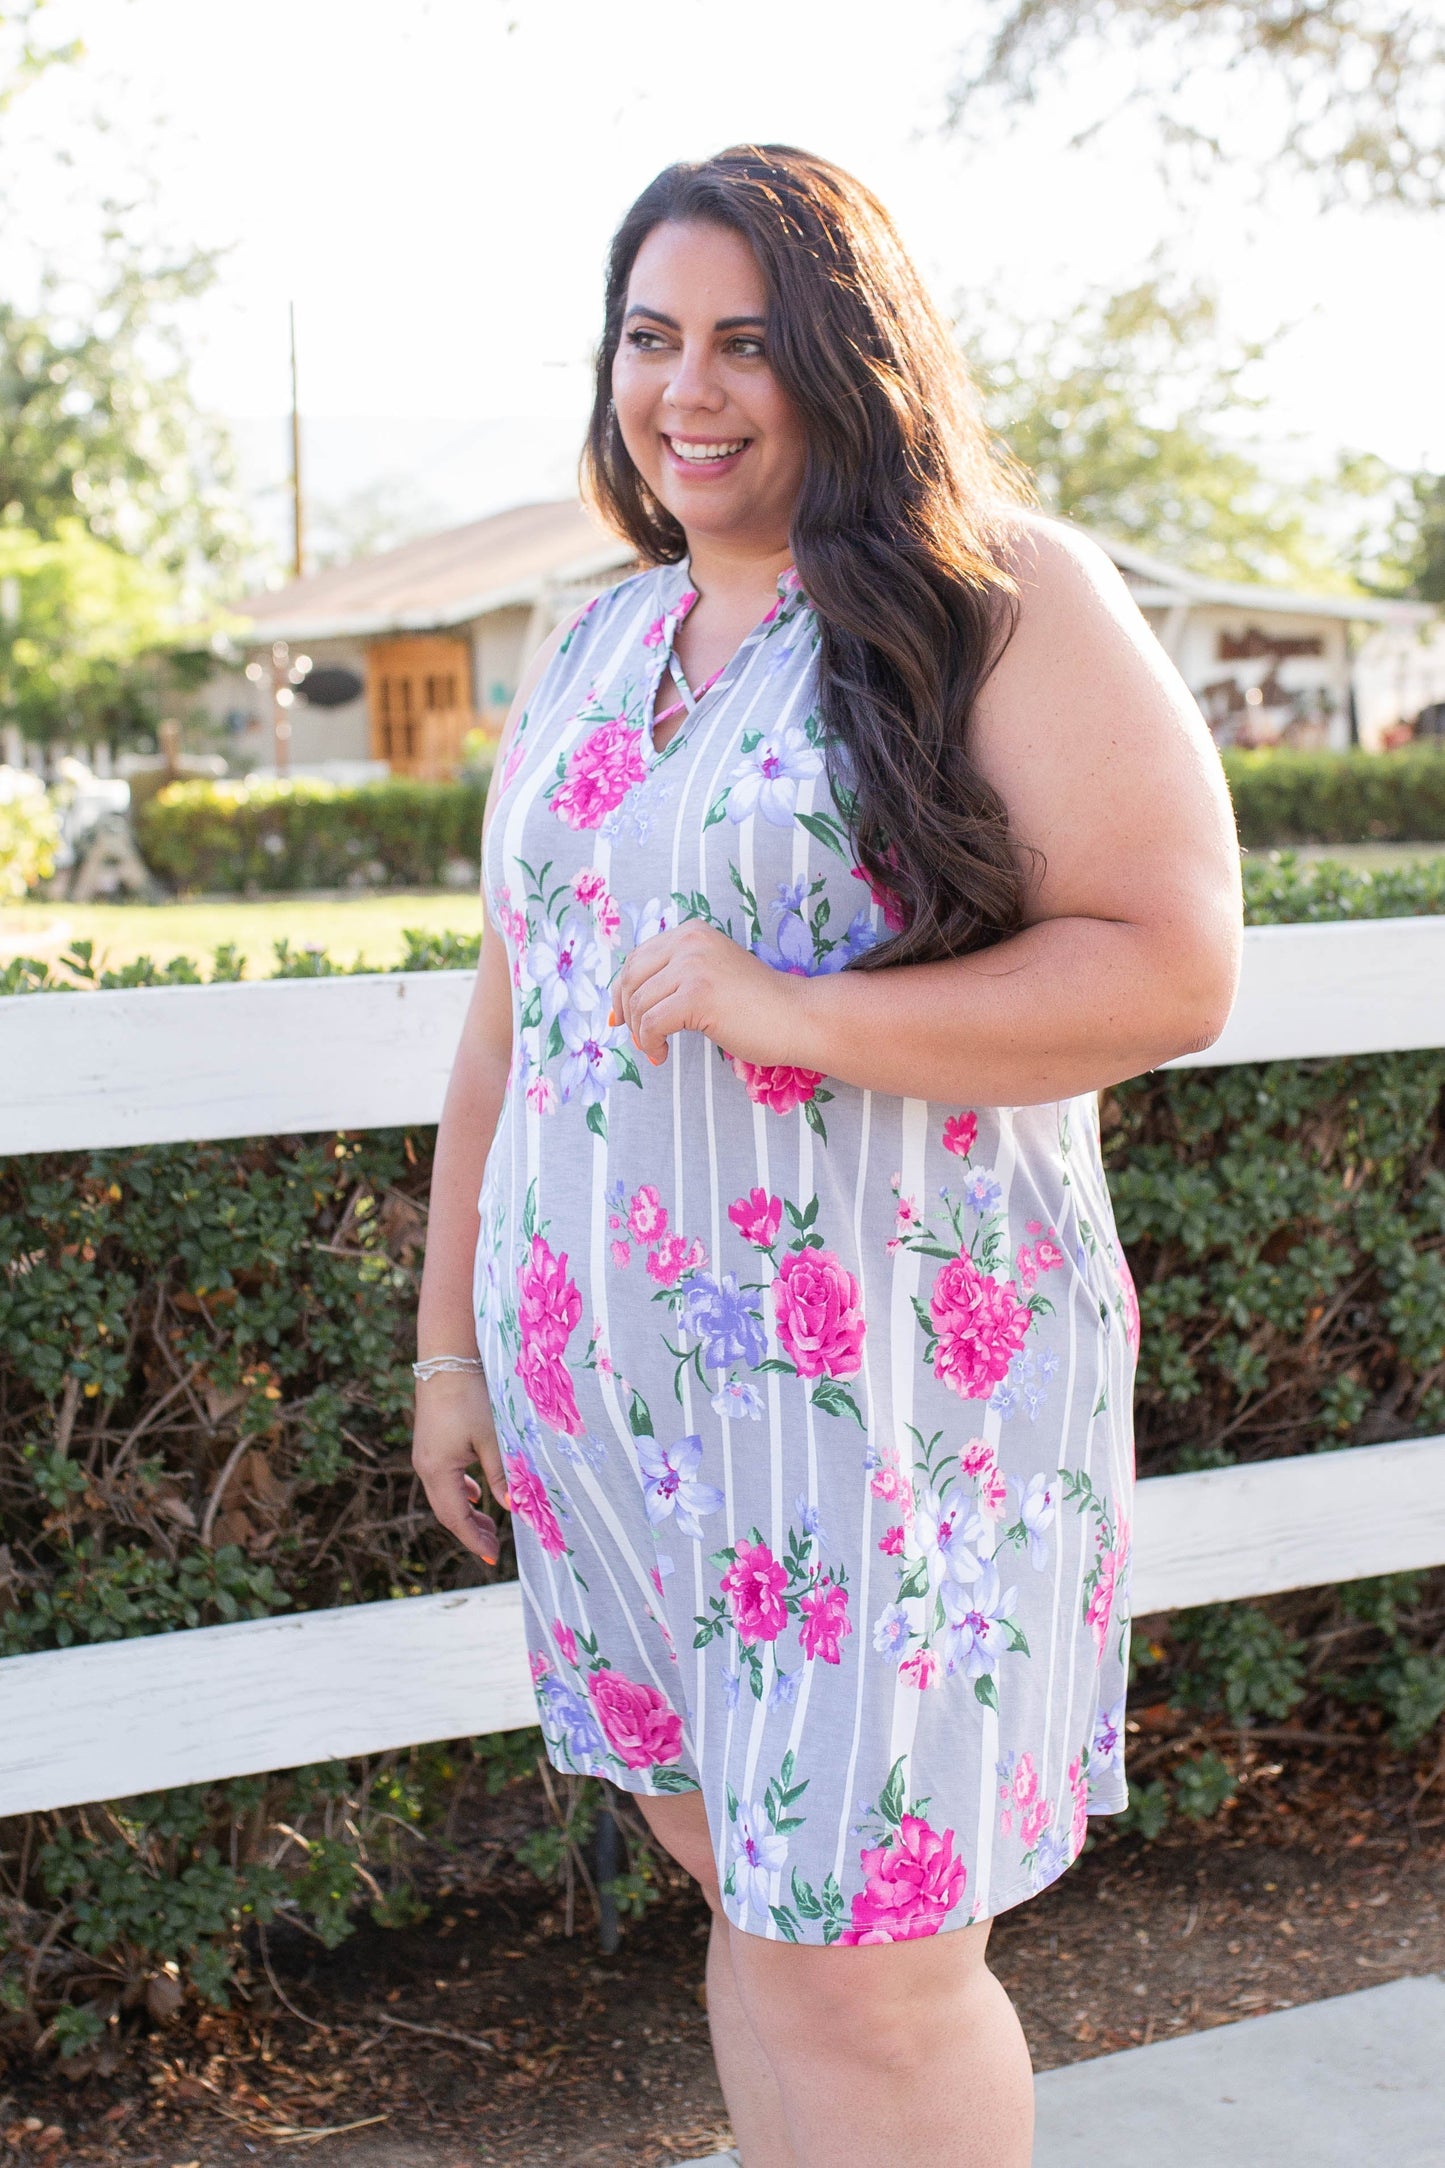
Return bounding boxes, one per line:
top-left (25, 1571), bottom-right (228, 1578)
top-left (412, 1354), bottom-right (485, 1382)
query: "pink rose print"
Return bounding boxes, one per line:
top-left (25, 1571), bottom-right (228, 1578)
top-left (878, 1523), bottom-right (905, 1557)
top-left (554, 1619), bottom-right (579, 1668)
top-left (720, 1538), bottom-right (790, 1644)
top-left (587, 1670), bottom-right (684, 1771)
top-left (941, 1110), bottom-right (978, 1159)
top-left (728, 1055), bottom-right (825, 1114)
top-left (642, 612), bottom-right (668, 649)
top-left (515, 1232), bottom-right (583, 1435)
top-left (928, 1251), bottom-right (1032, 1402)
top-left (898, 1647), bottom-right (941, 1691)
top-left (529, 1649), bottom-right (550, 1683)
top-left (798, 1578), bottom-right (852, 1665)
top-left (1035, 1234), bottom-right (1066, 1273)
top-left (646, 1233), bottom-right (706, 1289)
top-left (850, 859), bottom-right (908, 931)
top-left (571, 867), bottom-right (608, 907)
top-left (978, 1464), bottom-right (1009, 1520)
top-left (773, 1247), bottom-right (866, 1380)
top-left (960, 1437), bottom-right (995, 1478)
top-left (504, 1448), bottom-right (567, 1558)
top-left (500, 738), bottom-right (528, 791)
top-left (549, 718), bottom-right (646, 831)
top-left (728, 1188), bottom-right (782, 1249)
top-left (610, 1238), bottom-right (631, 1269)
top-left (525, 1074), bottom-right (558, 1117)
top-left (628, 1185), bottom-right (668, 1243)
top-left (1020, 1793), bottom-right (1052, 1849)
top-left (1117, 1249), bottom-right (1142, 1358)
top-left (842, 1815), bottom-right (966, 1944)
top-left (1068, 1752), bottom-right (1089, 1859)
top-left (1012, 1753), bottom-right (1040, 1809)
top-left (1086, 1547), bottom-right (1120, 1660)
top-left (1015, 1243), bottom-right (1038, 1292)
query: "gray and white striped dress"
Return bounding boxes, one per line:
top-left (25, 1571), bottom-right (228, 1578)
top-left (475, 558), bottom-right (1137, 1942)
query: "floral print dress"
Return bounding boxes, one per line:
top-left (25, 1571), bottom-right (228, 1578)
top-left (475, 558), bottom-right (1139, 1943)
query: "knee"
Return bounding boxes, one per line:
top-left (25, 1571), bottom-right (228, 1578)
top-left (736, 1935), bottom-right (994, 2080)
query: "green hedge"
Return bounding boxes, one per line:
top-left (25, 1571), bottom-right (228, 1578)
top-left (1224, 747), bottom-right (1445, 848)
top-left (1, 859), bottom-right (1443, 2062)
top-left (134, 774), bottom-right (491, 894)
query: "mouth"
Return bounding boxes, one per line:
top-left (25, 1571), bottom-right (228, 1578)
top-left (663, 434), bottom-right (750, 475)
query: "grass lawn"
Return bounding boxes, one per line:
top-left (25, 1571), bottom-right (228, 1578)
top-left (0, 889), bottom-right (486, 977)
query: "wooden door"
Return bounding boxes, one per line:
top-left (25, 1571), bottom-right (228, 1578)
top-left (366, 636), bottom-right (475, 779)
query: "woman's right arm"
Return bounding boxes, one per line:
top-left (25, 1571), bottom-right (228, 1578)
top-left (410, 620), bottom-right (570, 1566)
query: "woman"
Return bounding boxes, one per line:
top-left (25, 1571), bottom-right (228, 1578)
top-left (414, 145), bottom-right (1241, 2168)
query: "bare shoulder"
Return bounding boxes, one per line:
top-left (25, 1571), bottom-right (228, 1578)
top-left (971, 511), bottom-right (1240, 927)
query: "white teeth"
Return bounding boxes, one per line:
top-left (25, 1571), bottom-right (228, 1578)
top-left (669, 438), bottom-right (746, 463)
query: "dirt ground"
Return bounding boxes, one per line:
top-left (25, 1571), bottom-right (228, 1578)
top-left (4, 1742), bottom-right (1443, 2168)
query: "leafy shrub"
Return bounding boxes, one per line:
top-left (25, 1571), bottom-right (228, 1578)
top-left (2, 857), bottom-right (1443, 2056)
top-left (0, 772), bottom-right (59, 900)
top-left (133, 774), bottom-right (491, 894)
top-left (1224, 747), bottom-right (1445, 848)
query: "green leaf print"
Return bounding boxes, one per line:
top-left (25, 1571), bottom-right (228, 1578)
top-left (522, 1179), bottom-right (538, 1243)
top-left (791, 1868), bottom-right (823, 1919)
top-left (974, 1674), bottom-right (999, 1713)
top-left (809, 1378), bottom-right (863, 1427)
top-left (627, 1386), bottom-right (654, 1438)
top-left (726, 1784), bottom-right (739, 1822)
top-left (1092, 1387), bottom-right (1110, 1416)
top-left (896, 1556), bottom-right (929, 1602)
top-left (770, 1906), bottom-right (802, 1943)
top-left (802, 1099), bottom-right (829, 1144)
top-left (878, 1757), bottom-right (907, 1830)
top-left (703, 789), bottom-right (731, 829)
top-left (585, 1101), bottom-right (608, 1142)
top-left (519, 985), bottom-right (542, 1031)
top-left (614, 1046), bottom-right (642, 1087)
top-left (795, 809), bottom-right (850, 858)
top-left (652, 1768), bottom-right (700, 1794)
top-left (546, 1017), bottom-right (565, 1063)
top-left (1002, 1619), bottom-right (1031, 1657)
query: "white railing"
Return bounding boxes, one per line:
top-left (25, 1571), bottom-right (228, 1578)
top-left (2, 917), bottom-right (1444, 1820)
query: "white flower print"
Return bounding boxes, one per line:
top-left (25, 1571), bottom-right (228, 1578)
top-left (1018, 1472), bottom-right (1058, 1569)
top-left (939, 1562), bottom-right (1018, 1679)
top-left (557, 1010), bottom-right (623, 1104)
top-left (527, 912), bottom-right (608, 1027)
top-left (912, 1485), bottom-right (986, 1596)
top-left (635, 1433), bottom-right (725, 1541)
top-left (731, 1804), bottom-right (788, 1914)
top-left (726, 722), bottom-right (824, 827)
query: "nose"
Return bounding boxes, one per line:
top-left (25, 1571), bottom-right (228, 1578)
top-left (663, 335), bottom-right (727, 418)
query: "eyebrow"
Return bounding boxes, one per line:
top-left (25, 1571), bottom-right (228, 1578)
top-left (623, 305), bottom-right (767, 331)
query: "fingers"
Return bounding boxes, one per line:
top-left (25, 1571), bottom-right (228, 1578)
top-left (610, 961), bottom-right (680, 1064)
top-left (430, 1466), bottom-right (501, 1565)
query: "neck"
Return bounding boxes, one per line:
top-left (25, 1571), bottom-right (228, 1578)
top-left (682, 528), bottom-right (794, 607)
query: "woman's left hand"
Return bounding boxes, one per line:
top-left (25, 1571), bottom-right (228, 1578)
top-left (609, 921), bottom-right (794, 1068)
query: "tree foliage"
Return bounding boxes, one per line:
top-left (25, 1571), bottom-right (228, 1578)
top-left (966, 270), bottom-right (1361, 585)
top-left (950, 0), bottom-right (1445, 211)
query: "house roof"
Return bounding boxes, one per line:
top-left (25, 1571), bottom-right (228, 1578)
top-left (1098, 533), bottom-right (1434, 627)
top-left (236, 498), bottom-right (636, 644)
top-left (236, 498), bottom-right (1435, 646)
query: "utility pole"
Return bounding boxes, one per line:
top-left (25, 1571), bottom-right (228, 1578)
top-left (289, 302), bottom-right (305, 581)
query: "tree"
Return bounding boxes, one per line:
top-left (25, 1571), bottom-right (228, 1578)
top-left (950, 0), bottom-right (1445, 211)
top-left (965, 269), bottom-right (1361, 586)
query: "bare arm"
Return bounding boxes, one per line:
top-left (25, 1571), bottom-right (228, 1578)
top-left (613, 520), bottom-right (1243, 1105)
top-left (411, 621), bottom-right (569, 1563)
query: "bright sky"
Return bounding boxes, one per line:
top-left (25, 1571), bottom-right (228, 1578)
top-left (8, 0), bottom-right (1445, 504)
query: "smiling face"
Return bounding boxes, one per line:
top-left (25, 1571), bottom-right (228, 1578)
top-left (610, 219), bottom-right (807, 559)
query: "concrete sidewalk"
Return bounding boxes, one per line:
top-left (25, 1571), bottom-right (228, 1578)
top-left (672, 1972), bottom-right (1445, 2167)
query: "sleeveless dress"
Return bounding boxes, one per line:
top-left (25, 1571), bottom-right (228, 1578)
top-left (475, 559), bottom-right (1139, 1943)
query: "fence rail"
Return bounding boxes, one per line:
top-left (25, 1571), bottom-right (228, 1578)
top-left (3, 914), bottom-right (1445, 1820)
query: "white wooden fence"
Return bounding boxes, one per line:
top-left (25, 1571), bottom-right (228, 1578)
top-left (3, 917), bottom-right (1445, 1820)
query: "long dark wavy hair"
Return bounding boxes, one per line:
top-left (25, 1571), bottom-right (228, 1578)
top-left (584, 143), bottom-right (1033, 968)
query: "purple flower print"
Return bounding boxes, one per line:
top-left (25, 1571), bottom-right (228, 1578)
top-left (527, 913), bottom-right (608, 1029)
top-left (636, 1433), bottom-right (725, 1541)
top-left (1018, 1472), bottom-right (1058, 1567)
top-left (680, 1271), bottom-right (768, 1372)
top-left (795, 1494), bottom-right (827, 1546)
top-left (961, 1167), bottom-right (1004, 1214)
top-left (939, 1561), bottom-right (1018, 1679)
top-left (1092, 1696), bottom-right (1125, 1774)
top-left (726, 721), bottom-right (824, 826)
top-left (872, 1602), bottom-right (911, 1661)
top-left (721, 1665), bottom-right (741, 1711)
top-left (536, 1673), bottom-right (606, 1763)
top-left (768, 1665), bottom-right (800, 1709)
top-left (731, 1804), bottom-right (788, 1914)
top-left (623, 895), bottom-right (673, 946)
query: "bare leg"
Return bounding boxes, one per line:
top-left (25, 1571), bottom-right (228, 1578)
top-left (635, 1791), bottom-right (798, 2167)
top-left (728, 1922), bottom-right (1034, 2168)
